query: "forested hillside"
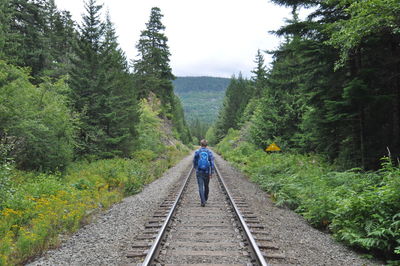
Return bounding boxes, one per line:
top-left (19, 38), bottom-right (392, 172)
top-left (173, 76), bottom-right (230, 94)
top-left (0, 1), bottom-right (190, 264)
top-left (173, 76), bottom-right (230, 141)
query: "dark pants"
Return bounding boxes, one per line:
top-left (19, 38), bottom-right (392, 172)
top-left (196, 171), bottom-right (210, 205)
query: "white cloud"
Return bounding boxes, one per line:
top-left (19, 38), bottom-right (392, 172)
top-left (54, 0), bottom-right (295, 78)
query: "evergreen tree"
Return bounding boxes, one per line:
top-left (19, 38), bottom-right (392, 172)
top-left (326, 0), bottom-right (400, 167)
top-left (251, 49), bottom-right (268, 98)
top-left (4, 0), bottom-right (48, 78)
top-left (215, 74), bottom-right (252, 141)
top-left (249, 35), bottom-right (308, 150)
top-left (189, 117), bottom-right (209, 141)
top-left (133, 7), bottom-right (175, 108)
top-left (0, 0), bottom-right (11, 59)
top-left (245, 0), bottom-right (400, 168)
top-left (133, 7), bottom-right (191, 144)
top-left (42, 0), bottom-right (76, 78)
top-left (98, 13), bottom-right (138, 157)
top-left (240, 49), bottom-right (269, 125)
top-left (69, 0), bottom-right (140, 158)
top-left (69, 0), bottom-right (105, 156)
top-left (3, 0), bottom-right (75, 81)
top-left (171, 95), bottom-right (191, 143)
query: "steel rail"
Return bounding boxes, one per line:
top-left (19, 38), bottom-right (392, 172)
top-left (215, 164), bottom-right (269, 266)
top-left (141, 166), bottom-right (194, 266)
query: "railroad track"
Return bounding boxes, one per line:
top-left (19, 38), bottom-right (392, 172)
top-left (126, 162), bottom-right (284, 265)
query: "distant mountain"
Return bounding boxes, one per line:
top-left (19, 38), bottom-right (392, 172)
top-left (173, 76), bottom-right (230, 93)
top-left (173, 76), bottom-right (230, 124)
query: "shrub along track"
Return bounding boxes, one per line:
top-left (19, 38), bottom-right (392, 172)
top-left (126, 163), bottom-right (286, 265)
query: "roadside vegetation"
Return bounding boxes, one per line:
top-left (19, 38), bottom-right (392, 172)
top-left (208, 1), bottom-right (400, 263)
top-left (0, 1), bottom-right (190, 265)
top-left (216, 129), bottom-right (400, 263)
top-left (1, 0), bottom-right (399, 264)
top-left (0, 96), bottom-right (189, 265)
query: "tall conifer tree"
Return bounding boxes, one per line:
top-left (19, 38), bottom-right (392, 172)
top-left (133, 7), bottom-right (191, 143)
top-left (99, 13), bottom-right (138, 157)
top-left (2, 0), bottom-right (75, 80)
top-left (0, 0), bottom-right (11, 59)
top-left (215, 74), bottom-right (252, 141)
top-left (69, 0), bottom-right (105, 156)
top-left (133, 7), bottom-right (174, 107)
top-left (251, 49), bottom-right (268, 98)
top-left (70, 1), bottom-right (139, 157)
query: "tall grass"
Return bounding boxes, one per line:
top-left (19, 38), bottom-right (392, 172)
top-left (0, 145), bottom-right (188, 265)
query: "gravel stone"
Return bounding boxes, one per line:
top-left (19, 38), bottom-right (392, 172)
top-left (27, 154), bottom-right (192, 266)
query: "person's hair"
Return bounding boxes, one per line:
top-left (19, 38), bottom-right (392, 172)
top-left (200, 139), bottom-right (208, 147)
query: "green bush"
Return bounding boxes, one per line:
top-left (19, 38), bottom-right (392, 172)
top-left (0, 142), bottom-right (14, 210)
top-left (216, 132), bottom-right (400, 262)
top-left (330, 159), bottom-right (400, 258)
top-left (0, 61), bottom-right (75, 171)
top-left (135, 98), bottom-right (164, 154)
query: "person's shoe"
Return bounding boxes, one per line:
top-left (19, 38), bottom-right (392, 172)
top-left (201, 203), bottom-right (205, 207)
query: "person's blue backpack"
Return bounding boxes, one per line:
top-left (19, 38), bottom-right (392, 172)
top-left (197, 149), bottom-right (210, 171)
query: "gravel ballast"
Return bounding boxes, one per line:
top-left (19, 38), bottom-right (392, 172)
top-left (28, 152), bottom-right (383, 265)
top-left (28, 154), bottom-right (193, 266)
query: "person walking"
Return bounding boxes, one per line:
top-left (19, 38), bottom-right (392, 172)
top-left (193, 139), bottom-right (214, 207)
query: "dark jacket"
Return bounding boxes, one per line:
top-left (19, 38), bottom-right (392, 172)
top-left (193, 147), bottom-right (214, 175)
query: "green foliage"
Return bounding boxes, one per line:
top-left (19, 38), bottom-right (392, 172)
top-left (135, 98), bottom-right (164, 153)
top-left (189, 118), bottom-right (209, 141)
top-left (69, 0), bottom-right (138, 158)
top-left (248, 37), bottom-right (308, 151)
top-left (191, 136), bottom-right (199, 146)
top-left (250, 49), bottom-right (268, 99)
top-left (205, 126), bottom-right (218, 146)
top-left (0, 61), bottom-right (75, 171)
top-left (170, 95), bottom-right (191, 144)
top-left (0, 140), bottom-right (14, 210)
top-left (326, 0), bottom-right (400, 68)
top-left (216, 134), bottom-right (400, 262)
top-left (3, 0), bottom-right (75, 81)
top-left (0, 0), bottom-right (10, 59)
top-left (223, 0), bottom-right (400, 169)
top-left (133, 7), bottom-right (191, 145)
top-left (214, 74), bottom-right (253, 141)
top-left (133, 6), bottom-right (174, 100)
top-left (0, 143), bottom-right (189, 265)
top-left (330, 158), bottom-right (400, 258)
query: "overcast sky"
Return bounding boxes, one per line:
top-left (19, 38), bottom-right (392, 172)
top-left (54, 0), bottom-right (297, 78)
